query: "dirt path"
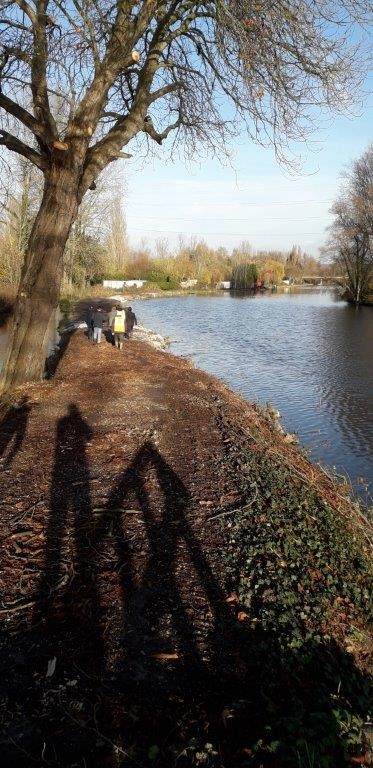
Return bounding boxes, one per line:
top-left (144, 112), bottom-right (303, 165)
top-left (0, 331), bottom-right (371, 767)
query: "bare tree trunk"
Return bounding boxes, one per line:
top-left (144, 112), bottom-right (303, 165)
top-left (1, 164), bottom-right (79, 393)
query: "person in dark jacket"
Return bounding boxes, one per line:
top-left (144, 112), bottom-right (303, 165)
top-left (88, 306), bottom-right (95, 341)
top-left (125, 306), bottom-right (137, 338)
top-left (93, 308), bottom-right (104, 344)
top-left (108, 305), bottom-right (117, 344)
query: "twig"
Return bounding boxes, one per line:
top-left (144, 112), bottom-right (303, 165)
top-left (72, 661), bottom-right (100, 681)
top-left (58, 696), bottom-right (138, 764)
top-left (10, 499), bottom-right (45, 526)
top-left (206, 509), bottom-right (236, 522)
top-left (0, 600), bottom-right (36, 615)
top-left (6, 737), bottom-right (39, 764)
top-left (206, 488), bottom-right (258, 522)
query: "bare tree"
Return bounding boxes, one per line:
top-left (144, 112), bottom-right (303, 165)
top-left (0, 0), bottom-right (371, 389)
top-left (326, 144), bottom-right (373, 304)
top-left (155, 237), bottom-right (170, 261)
top-left (0, 154), bottom-right (41, 283)
top-left (232, 240), bottom-right (255, 263)
top-left (106, 195), bottom-right (129, 274)
top-left (63, 165), bottom-right (126, 288)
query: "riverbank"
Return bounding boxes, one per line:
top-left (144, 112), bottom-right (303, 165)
top-left (0, 330), bottom-right (372, 767)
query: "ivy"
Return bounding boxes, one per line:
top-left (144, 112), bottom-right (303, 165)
top-left (215, 432), bottom-right (373, 765)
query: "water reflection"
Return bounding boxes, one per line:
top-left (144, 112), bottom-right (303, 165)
top-left (315, 303), bottom-right (373, 479)
top-left (137, 290), bottom-right (373, 498)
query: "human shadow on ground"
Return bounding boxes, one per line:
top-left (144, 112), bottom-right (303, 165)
top-left (92, 440), bottom-right (238, 695)
top-left (0, 404), bottom-right (370, 767)
top-left (0, 396), bottom-right (31, 468)
top-left (2, 403), bottom-right (107, 766)
top-left (37, 403), bottom-right (104, 676)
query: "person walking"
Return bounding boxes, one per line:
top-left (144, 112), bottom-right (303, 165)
top-left (125, 306), bottom-right (137, 338)
top-left (108, 305), bottom-right (117, 344)
top-left (113, 305), bottom-right (126, 349)
top-left (93, 308), bottom-right (104, 344)
top-left (88, 306), bottom-right (95, 341)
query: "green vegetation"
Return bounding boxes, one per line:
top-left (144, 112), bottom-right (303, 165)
top-left (215, 421), bottom-right (372, 766)
top-left (148, 270), bottom-right (179, 291)
top-left (0, 164), bottom-right (337, 296)
top-left (231, 262), bottom-right (259, 290)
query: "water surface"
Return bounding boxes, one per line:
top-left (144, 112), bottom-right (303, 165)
top-left (136, 290), bottom-right (373, 500)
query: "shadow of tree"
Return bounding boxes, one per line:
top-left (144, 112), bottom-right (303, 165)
top-left (0, 396), bottom-right (31, 467)
top-left (44, 328), bottom-right (77, 379)
top-left (0, 404), bottom-right (370, 767)
top-left (0, 296), bottom-right (13, 329)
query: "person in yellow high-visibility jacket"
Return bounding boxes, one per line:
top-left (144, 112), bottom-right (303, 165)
top-left (113, 306), bottom-right (126, 349)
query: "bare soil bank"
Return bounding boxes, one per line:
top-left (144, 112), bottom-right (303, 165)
top-left (0, 331), bottom-right (372, 767)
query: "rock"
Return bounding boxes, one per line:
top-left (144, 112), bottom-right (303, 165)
top-left (133, 325), bottom-right (169, 351)
top-left (284, 433), bottom-right (298, 444)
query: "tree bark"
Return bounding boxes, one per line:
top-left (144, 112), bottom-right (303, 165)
top-left (1, 162), bottom-right (80, 393)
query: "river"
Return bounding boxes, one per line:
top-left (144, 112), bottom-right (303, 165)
top-left (135, 289), bottom-right (373, 502)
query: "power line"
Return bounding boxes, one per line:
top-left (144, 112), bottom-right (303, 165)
top-left (128, 198), bottom-right (333, 207)
top-left (129, 227), bottom-right (322, 237)
top-left (129, 215), bottom-right (324, 223)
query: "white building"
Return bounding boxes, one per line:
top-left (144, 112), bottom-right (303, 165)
top-left (216, 281), bottom-right (231, 290)
top-left (180, 278), bottom-right (198, 288)
top-left (103, 279), bottom-right (147, 289)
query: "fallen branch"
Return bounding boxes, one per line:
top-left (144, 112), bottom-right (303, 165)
top-left (58, 696), bottom-right (136, 764)
top-left (206, 487), bottom-right (258, 522)
top-left (0, 600), bottom-right (36, 615)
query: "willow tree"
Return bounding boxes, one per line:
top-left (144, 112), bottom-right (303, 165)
top-left (0, 0), bottom-right (370, 390)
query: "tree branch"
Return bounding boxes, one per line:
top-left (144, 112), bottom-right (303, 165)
top-left (143, 115), bottom-right (181, 144)
top-left (110, 150), bottom-right (132, 159)
top-left (0, 93), bottom-right (46, 140)
top-left (148, 82), bottom-right (180, 104)
top-left (70, 0), bottom-right (101, 67)
top-left (30, 1), bottom-right (58, 140)
top-left (2, 45), bottom-right (31, 66)
top-left (0, 129), bottom-right (47, 170)
top-left (14, 0), bottom-right (37, 24)
top-left (79, 36), bottom-right (169, 193)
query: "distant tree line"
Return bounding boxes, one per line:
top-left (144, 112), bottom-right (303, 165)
top-left (100, 238), bottom-right (336, 291)
top-left (0, 159), bottom-right (337, 293)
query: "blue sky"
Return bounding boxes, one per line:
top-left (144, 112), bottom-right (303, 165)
top-left (124, 90), bottom-right (372, 259)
